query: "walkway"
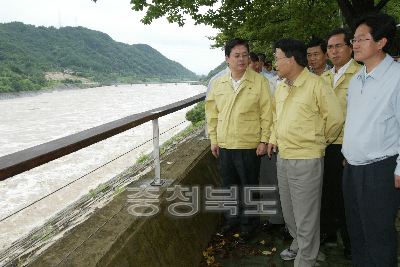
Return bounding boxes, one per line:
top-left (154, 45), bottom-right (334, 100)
top-left (200, 212), bottom-right (400, 267)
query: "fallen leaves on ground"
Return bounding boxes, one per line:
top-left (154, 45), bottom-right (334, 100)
top-left (199, 221), bottom-right (277, 266)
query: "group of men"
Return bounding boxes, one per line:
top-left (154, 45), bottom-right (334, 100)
top-left (205, 12), bottom-right (400, 267)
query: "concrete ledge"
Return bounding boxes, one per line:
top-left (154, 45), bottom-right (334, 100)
top-left (31, 132), bottom-right (221, 267)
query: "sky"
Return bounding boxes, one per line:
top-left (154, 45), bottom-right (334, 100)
top-left (0, 0), bottom-right (225, 75)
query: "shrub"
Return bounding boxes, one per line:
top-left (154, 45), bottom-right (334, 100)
top-left (137, 154), bottom-right (150, 164)
top-left (185, 101), bottom-right (205, 125)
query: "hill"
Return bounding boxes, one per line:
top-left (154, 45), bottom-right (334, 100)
top-left (202, 61), bottom-right (228, 85)
top-left (0, 22), bottom-right (198, 92)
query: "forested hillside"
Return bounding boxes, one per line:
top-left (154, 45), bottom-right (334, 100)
top-left (203, 61), bottom-right (228, 85)
top-left (0, 22), bottom-right (198, 92)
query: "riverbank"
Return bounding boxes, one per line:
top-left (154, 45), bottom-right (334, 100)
top-left (0, 83), bottom-right (206, 258)
top-left (0, 84), bottom-right (94, 101)
top-left (1, 125), bottom-right (207, 267)
top-left (0, 81), bottom-right (203, 101)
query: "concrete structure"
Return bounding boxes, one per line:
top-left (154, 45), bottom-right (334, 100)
top-left (31, 131), bottom-right (222, 267)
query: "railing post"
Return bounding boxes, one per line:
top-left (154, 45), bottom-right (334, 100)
top-left (0, 93), bottom-right (206, 181)
top-left (150, 118), bottom-right (165, 186)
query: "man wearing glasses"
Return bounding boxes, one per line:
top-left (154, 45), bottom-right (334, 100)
top-left (268, 38), bottom-right (344, 265)
top-left (206, 38), bottom-right (273, 244)
top-left (320, 28), bottom-right (363, 260)
top-left (342, 13), bottom-right (400, 266)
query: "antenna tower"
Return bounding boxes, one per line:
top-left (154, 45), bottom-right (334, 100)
top-left (58, 11), bottom-right (62, 28)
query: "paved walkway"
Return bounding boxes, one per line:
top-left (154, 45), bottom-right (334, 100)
top-left (200, 212), bottom-right (400, 267)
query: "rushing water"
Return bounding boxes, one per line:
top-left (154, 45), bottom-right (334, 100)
top-left (0, 83), bottom-right (206, 250)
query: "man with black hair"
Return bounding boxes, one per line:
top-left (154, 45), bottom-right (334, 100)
top-left (206, 38), bottom-right (273, 244)
top-left (319, 28), bottom-right (362, 260)
top-left (342, 13), bottom-right (400, 266)
top-left (259, 53), bottom-right (274, 79)
top-left (265, 60), bottom-right (278, 76)
top-left (249, 52), bottom-right (261, 73)
top-left (307, 38), bottom-right (331, 76)
top-left (268, 38), bottom-right (344, 265)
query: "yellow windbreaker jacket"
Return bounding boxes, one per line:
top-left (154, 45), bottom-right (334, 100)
top-left (206, 67), bottom-right (273, 149)
top-left (269, 68), bottom-right (344, 159)
top-left (321, 59), bottom-right (363, 144)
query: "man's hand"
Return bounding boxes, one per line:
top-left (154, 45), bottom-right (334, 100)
top-left (256, 143), bottom-right (268, 156)
top-left (211, 144), bottom-right (219, 159)
top-left (267, 143), bottom-right (277, 158)
top-left (395, 174), bottom-right (400, 188)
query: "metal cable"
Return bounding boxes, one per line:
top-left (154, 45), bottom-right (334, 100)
top-left (1, 120), bottom-right (196, 266)
top-left (0, 120), bottom-right (188, 223)
top-left (3, 156), bottom-right (158, 267)
top-left (159, 120), bottom-right (187, 136)
top-left (52, 137), bottom-right (203, 267)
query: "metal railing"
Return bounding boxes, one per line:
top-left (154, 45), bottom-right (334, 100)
top-left (0, 92), bottom-right (206, 182)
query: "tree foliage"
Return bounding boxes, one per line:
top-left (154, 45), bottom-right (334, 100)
top-left (115, 0), bottom-right (399, 57)
top-left (185, 100), bottom-right (205, 125)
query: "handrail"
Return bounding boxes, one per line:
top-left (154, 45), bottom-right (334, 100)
top-left (0, 92), bottom-right (206, 181)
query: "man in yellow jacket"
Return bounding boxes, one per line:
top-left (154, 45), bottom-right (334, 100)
top-left (268, 38), bottom-right (344, 266)
top-left (206, 38), bottom-right (273, 244)
top-left (320, 28), bottom-right (363, 260)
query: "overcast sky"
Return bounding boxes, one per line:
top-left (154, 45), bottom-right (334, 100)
top-left (0, 0), bottom-right (225, 75)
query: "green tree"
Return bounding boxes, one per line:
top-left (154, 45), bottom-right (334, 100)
top-left (105, 0), bottom-right (399, 55)
top-left (185, 101), bottom-right (205, 125)
top-left (203, 61), bottom-right (227, 85)
top-left (0, 21), bottom-right (199, 92)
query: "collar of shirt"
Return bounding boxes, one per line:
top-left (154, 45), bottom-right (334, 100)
top-left (363, 65), bottom-right (376, 84)
top-left (290, 67), bottom-right (309, 88)
top-left (281, 67), bottom-right (309, 92)
top-left (332, 59), bottom-right (352, 86)
top-left (357, 54), bottom-right (393, 85)
top-left (230, 70), bottom-right (247, 92)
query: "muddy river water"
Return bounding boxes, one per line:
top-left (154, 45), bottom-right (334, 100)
top-left (0, 83), bottom-right (206, 250)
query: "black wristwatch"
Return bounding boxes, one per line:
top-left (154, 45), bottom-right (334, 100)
top-left (260, 142), bottom-right (268, 145)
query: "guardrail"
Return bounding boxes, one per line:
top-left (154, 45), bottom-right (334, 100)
top-left (0, 92), bottom-right (206, 181)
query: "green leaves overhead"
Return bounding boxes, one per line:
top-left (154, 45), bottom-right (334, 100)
top-left (117, 0), bottom-right (399, 56)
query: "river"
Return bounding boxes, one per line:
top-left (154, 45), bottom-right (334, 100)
top-left (0, 83), bottom-right (206, 251)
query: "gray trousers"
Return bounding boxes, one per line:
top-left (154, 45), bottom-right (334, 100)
top-left (259, 153), bottom-right (284, 224)
top-left (277, 153), bottom-right (323, 267)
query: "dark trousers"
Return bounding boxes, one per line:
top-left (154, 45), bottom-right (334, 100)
top-left (320, 144), bottom-right (350, 248)
top-left (342, 155), bottom-right (400, 267)
top-left (219, 148), bottom-right (261, 232)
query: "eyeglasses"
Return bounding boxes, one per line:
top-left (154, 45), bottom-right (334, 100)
top-left (350, 38), bottom-right (371, 45)
top-left (327, 43), bottom-right (348, 51)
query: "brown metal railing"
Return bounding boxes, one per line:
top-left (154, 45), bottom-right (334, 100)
top-left (0, 93), bottom-right (206, 181)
